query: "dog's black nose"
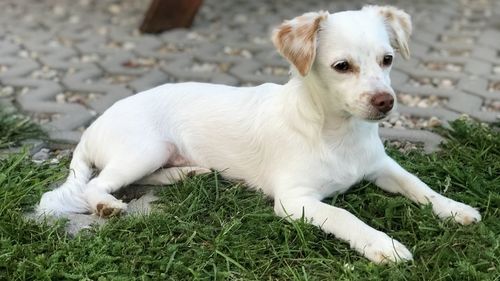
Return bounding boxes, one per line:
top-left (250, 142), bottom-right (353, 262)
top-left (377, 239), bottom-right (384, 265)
top-left (370, 93), bottom-right (394, 114)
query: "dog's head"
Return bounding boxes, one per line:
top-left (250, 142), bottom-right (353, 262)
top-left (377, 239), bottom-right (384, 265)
top-left (272, 6), bottom-right (412, 121)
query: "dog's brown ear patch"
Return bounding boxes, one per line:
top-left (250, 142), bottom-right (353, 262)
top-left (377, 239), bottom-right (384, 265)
top-left (272, 11), bottom-right (328, 76)
top-left (364, 6), bottom-right (412, 59)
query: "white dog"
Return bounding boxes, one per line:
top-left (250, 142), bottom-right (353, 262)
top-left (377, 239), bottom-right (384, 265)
top-left (38, 5), bottom-right (481, 263)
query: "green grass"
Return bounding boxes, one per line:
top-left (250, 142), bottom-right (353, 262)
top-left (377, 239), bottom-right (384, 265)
top-left (0, 107), bottom-right (45, 149)
top-left (0, 114), bottom-right (499, 280)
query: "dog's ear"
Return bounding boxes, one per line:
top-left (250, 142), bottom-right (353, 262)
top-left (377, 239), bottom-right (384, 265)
top-left (364, 6), bottom-right (412, 59)
top-left (272, 11), bottom-right (328, 76)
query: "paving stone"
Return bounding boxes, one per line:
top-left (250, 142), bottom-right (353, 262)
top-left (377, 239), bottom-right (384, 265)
top-left (379, 128), bottom-right (444, 153)
top-left (0, 57), bottom-right (39, 78)
top-left (22, 139), bottom-right (47, 155)
top-left (0, 41), bottom-right (20, 56)
top-left (463, 58), bottom-right (492, 75)
top-left (129, 70), bottom-right (169, 93)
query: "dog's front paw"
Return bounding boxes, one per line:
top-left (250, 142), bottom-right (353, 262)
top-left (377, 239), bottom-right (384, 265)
top-left (433, 199), bottom-right (481, 225)
top-left (355, 232), bottom-right (413, 264)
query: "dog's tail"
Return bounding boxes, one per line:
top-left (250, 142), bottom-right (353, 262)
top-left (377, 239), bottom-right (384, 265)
top-left (37, 142), bottom-right (92, 216)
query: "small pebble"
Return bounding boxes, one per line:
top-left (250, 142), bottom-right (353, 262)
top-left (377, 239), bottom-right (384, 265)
top-left (234, 14), bottom-right (248, 24)
top-left (123, 42), bottom-right (135, 50)
top-left (108, 4), bottom-right (121, 15)
top-left (0, 86), bottom-right (14, 97)
top-left (481, 100), bottom-right (500, 112)
top-left (380, 113), bottom-right (443, 130)
top-left (53, 6), bottom-right (66, 16)
top-left (32, 148), bottom-right (50, 162)
top-left (191, 63), bottom-right (219, 72)
top-left (387, 140), bottom-right (422, 152)
top-left (428, 116), bottom-right (442, 127)
top-left (69, 16), bottom-right (80, 24)
top-left (397, 93), bottom-right (447, 108)
top-left (55, 93), bottom-right (66, 103)
top-left (488, 81), bottom-right (500, 92)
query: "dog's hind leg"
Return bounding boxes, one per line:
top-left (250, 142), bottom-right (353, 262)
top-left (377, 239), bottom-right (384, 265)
top-left (136, 167), bottom-right (211, 186)
top-left (83, 142), bottom-right (172, 218)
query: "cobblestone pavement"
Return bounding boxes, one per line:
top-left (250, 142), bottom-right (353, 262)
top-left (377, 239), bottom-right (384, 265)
top-left (1, 0), bottom-right (499, 153)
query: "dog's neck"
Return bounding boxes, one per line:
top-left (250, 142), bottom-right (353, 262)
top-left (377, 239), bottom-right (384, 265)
top-left (280, 74), bottom-right (377, 141)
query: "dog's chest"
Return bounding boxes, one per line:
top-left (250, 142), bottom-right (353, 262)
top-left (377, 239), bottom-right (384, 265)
top-left (312, 128), bottom-right (382, 197)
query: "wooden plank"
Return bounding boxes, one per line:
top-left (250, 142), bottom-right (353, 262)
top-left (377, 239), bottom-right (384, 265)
top-left (140, 0), bottom-right (203, 33)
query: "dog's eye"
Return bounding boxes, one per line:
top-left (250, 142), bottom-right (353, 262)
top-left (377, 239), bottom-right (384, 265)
top-left (332, 61), bottom-right (350, 73)
top-left (382, 55), bottom-right (393, 67)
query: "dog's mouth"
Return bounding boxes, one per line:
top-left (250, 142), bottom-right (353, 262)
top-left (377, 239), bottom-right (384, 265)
top-left (347, 111), bottom-right (388, 122)
top-left (364, 116), bottom-right (386, 122)
top-left (362, 111), bottom-right (391, 122)
top-left (346, 102), bottom-right (395, 122)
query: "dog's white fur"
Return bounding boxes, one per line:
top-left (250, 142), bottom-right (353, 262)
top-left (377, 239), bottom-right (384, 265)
top-left (38, 6), bottom-right (481, 263)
